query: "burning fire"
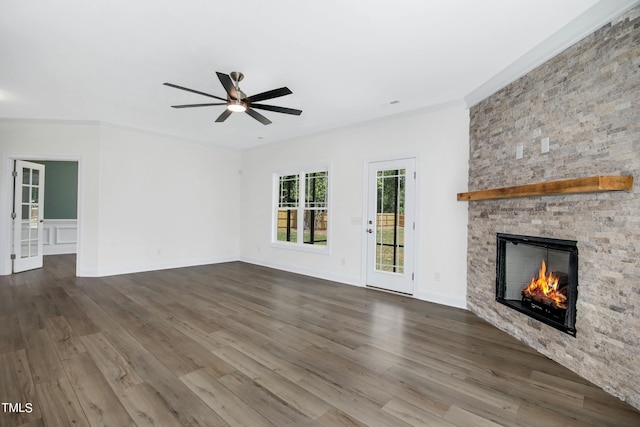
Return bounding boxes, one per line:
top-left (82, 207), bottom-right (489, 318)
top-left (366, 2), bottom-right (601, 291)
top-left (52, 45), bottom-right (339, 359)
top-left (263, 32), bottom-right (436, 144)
top-left (522, 260), bottom-right (567, 309)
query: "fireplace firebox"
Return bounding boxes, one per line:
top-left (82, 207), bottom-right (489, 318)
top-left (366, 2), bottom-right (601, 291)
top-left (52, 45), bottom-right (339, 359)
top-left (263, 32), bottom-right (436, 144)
top-left (496, 233), bottom-right (578, 336)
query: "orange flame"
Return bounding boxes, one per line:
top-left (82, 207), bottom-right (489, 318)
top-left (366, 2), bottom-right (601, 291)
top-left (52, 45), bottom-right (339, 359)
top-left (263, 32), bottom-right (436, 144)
top-left (522, 260), bottom-right (567, 309)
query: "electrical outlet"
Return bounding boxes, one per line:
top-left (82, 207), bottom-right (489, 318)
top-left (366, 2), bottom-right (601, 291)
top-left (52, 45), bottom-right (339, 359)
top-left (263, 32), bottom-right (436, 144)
top-left (516, 143), bottom-right (524, 159)
top-left (541, 137), bottom-right (550, 153)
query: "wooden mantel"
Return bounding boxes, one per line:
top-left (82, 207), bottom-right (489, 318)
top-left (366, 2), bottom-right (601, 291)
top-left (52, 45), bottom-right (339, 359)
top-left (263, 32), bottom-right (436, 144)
top-left (457, 175), bottom-right (634, 201)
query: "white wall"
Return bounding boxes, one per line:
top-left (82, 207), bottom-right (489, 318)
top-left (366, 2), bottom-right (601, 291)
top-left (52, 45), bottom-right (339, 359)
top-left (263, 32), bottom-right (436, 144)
top-left (0, 120), bottom-right (242, 277)
top-left (96, 125), bottom-right (241, 275)
top-left (240, 102), bottom-right (470, 308)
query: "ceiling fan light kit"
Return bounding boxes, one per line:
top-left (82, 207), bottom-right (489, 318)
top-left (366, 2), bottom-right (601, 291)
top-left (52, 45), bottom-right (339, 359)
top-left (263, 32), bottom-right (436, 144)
top-left (227, 100), bottom-right (247, 113)
top-left (163, 71), bottom-right (302, 125)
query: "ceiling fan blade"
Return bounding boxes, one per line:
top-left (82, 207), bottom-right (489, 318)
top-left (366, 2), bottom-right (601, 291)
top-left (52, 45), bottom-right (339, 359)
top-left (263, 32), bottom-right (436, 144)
top-left (171, 103), bottom-right (226, 108)
top-left (215, 109), bottom-right (233, 123)
top-left (216, 72), bottom-right (238, 100)
top-left (250, 104), bottom-right (302, 116)
top-left (246, 87), bottom-right (292, 103)
top-left (163, 83), bottom-right (227, 101)
top-left (246, 108), bottom-right (272, 125)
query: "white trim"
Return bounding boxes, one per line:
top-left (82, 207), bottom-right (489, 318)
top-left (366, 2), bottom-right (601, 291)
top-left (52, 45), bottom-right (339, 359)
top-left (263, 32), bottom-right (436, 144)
top-left (0, 157), bottom-right (14, 275)
top-left (0, 118), bottom-right (240, 152)
top-left (0, 118), bottom-right (101, 126)
top-left (44, 246), bottom-right (77, 256)
top-left (414, 289), bottom-right (467, 310)
top-left (43, 219), bottom-right (77, 255)
top-left (464, 0), bottom-right (640, 107)
top-left (240, 256), bottom-right (362, 288)
top-left (268, 241), bottom-right (330, 254)
top-left (271, 100), bottom-right (468, 147)
top-left (85, 256), bottom-right (239, 278)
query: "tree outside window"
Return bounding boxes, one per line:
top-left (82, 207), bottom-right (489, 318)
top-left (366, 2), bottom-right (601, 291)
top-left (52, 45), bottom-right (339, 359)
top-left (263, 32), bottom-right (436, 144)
top-left (275, 170), bottom-right (328, 247)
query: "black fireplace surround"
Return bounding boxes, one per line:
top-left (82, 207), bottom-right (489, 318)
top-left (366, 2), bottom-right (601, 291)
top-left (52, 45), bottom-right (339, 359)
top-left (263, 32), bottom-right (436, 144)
top-left (495, 233), bottom-right (578, 336)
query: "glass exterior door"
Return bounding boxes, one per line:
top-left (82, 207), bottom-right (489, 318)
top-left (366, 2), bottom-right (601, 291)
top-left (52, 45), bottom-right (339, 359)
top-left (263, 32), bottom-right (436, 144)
top-left (366, 158), bottom-right (415, 294)
top-left (13, 160), bottom-right (45, 273)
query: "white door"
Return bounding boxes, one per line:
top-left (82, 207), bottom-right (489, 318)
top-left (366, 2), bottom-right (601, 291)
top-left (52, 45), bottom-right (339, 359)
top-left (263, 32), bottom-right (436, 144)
top-left (366, 158), bottom-right (415, 294)
top-left (13, 161), bottom-right (45, 273)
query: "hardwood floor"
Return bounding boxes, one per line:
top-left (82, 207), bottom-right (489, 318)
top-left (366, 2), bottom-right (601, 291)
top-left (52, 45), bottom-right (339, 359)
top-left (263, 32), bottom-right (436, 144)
top-left (1, 255), bottom-right (639, 427)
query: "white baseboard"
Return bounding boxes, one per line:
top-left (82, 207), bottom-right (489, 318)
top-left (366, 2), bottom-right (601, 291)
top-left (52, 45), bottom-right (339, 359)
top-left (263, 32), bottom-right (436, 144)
top-left (414, 289), bottom-right (467, 309)
top-left (239, 256), bottom-right (363, 288)
top-left (82, 256), bottom-right (239, 278)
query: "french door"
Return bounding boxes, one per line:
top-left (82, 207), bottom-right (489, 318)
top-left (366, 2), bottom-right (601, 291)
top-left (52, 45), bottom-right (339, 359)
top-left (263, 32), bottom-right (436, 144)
top-left (13, 160), bottom-right (45, 273)
top-left (366, 158), bottom-right (415, 294)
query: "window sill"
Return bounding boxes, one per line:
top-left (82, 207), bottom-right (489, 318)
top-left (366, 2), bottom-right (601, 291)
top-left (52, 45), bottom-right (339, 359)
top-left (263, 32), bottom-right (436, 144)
top-left (269, 241), bottom-right (330, 255)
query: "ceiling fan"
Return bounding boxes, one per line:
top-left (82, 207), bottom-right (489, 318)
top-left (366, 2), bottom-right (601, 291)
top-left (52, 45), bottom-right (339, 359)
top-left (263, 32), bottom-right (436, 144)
top-left (163, 71), bottom-right (302, 125)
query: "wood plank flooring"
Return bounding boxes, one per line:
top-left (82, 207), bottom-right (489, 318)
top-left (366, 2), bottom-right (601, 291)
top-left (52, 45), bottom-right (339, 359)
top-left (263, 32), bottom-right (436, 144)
top-left (1, 254), bottom-right (639, 427)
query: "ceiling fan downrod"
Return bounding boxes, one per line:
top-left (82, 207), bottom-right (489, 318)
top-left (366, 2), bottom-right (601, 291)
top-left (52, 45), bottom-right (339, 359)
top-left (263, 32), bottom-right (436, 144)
top-left (229, 71), bottom-right (245, 100)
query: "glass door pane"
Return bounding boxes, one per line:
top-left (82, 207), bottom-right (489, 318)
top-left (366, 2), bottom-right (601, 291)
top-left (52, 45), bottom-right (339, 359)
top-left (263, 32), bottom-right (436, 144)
top-left (375, 169), bottom-right (405, 274)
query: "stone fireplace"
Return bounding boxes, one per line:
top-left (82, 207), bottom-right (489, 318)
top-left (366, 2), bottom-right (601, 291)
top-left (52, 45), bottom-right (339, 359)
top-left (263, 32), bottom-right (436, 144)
top-left (464, 6), bottom-right (640, 410)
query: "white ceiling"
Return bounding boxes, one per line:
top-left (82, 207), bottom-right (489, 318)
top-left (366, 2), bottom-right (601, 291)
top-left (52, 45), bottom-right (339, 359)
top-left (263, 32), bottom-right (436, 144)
top-left (1, 0), bottom-right (637, 149)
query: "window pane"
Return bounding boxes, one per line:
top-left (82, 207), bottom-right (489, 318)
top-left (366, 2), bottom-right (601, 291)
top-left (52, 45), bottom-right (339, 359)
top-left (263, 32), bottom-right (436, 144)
top-left (30, 205), bottom-right (39, 228)
top-left (21, 241), bottom-right (29, 258)
top-left (21, 221), bottom-right (30, 241)
top-left (303, 209), bottom-right (327, 245)
top-left (375, 169), bottom-right (405, 273)
top-left (22, 169), bottom-right (30, 185)
top-left (279, 175), bottom-right (299, 208)
top-left (32, 169), bottom-right (40, 186)
top-left (305, 171), bottom-right (327, 208)
top-left (277, 209), bottom-right (297, 243)
top-left (22, 186), bottom-right (30, 203)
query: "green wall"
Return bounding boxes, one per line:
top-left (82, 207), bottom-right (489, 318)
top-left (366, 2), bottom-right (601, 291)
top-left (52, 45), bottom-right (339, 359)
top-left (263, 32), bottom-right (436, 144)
top-left (33, 161), bottom-right (78, 219)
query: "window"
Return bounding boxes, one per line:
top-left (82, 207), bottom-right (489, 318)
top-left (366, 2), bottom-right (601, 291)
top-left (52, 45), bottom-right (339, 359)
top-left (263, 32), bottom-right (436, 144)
top-left (275, 169), bottom-right (328, 249)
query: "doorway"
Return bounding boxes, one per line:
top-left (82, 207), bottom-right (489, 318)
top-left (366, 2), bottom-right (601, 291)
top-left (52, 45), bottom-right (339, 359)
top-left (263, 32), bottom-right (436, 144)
top-left (3, 156), bottom-right (81, 276)
top-left (365, 158), bottom-right (416, 294)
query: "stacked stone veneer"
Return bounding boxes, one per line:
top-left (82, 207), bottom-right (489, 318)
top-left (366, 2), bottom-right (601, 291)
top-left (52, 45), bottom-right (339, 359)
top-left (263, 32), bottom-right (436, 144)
top-left (466, 7), bottom-right (640, 409)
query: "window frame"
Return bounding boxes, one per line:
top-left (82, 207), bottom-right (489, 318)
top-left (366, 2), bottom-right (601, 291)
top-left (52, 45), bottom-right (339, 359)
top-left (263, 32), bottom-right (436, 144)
top-left (272, 165), bottom-right (330, 254)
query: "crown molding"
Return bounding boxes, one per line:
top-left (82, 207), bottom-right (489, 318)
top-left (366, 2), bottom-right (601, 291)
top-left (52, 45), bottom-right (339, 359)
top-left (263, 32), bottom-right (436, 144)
top-left (464, 0), bottom-right (640, 107)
